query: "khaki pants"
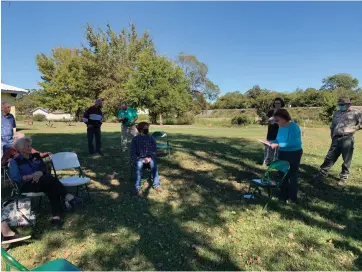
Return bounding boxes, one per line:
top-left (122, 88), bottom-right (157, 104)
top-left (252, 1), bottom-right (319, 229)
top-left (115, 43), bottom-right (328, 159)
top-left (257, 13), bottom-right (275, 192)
top-left (121, 125), bottom-right (138, 151)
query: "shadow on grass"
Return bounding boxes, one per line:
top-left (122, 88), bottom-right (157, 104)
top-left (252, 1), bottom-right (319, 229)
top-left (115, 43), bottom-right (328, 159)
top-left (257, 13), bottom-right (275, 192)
top-left (6, 131), bottom-right (361, 270)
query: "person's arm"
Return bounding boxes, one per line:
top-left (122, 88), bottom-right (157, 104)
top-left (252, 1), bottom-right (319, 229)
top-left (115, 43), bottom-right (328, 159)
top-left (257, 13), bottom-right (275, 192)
top-left (150, 137), bottom-right (157, 160)
top-left (8, 159), bottom-right (24, 184)
top-left (83, 108), bottom-right (90, 125)
top-left (1, 147), bottom-right (16, 166)
top-left (130, 137), bottom-right (138, 164)
top-left (31, 148), bottom-right (50, 158)
top-left (117, 110), bottom-right (125, 122)
top-left (357, 111), bottom-right (362, 131)
top-left (12, 116), bottom-right (16, 137)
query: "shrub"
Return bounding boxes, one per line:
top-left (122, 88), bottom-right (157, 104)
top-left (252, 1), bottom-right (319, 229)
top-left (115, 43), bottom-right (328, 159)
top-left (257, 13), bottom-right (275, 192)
top-left (33, 114), bottom-right (47, 122)
top-left (231, 114), bottom-right (253, 126)
top-left (16, 115), bottom-right (31, 121)
top-left (177, 112), bottom-right (195, 125)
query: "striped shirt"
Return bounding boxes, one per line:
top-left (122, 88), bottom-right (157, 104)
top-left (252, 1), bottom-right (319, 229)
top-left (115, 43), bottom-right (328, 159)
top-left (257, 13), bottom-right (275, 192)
top-left (83, 106), bottom-right (103, 128)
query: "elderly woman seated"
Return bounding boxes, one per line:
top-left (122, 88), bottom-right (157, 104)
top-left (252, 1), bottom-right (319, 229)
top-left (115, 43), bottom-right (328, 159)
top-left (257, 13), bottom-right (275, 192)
top-left (8, 137), bottom-right (81, 227)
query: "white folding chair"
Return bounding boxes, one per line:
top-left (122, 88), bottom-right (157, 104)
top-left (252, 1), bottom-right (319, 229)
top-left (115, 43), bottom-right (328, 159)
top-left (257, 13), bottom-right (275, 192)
top-left (50, 152), bottom-right (91, 201)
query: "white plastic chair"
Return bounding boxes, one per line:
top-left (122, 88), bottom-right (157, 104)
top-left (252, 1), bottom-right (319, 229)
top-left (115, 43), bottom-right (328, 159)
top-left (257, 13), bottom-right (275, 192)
top-left (50, 152), bottom-right (91, 200)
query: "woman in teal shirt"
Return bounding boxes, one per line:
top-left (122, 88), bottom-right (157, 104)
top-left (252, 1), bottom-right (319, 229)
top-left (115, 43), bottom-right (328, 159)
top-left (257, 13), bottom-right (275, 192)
top-left (270, 109), bottom-right (303, 203)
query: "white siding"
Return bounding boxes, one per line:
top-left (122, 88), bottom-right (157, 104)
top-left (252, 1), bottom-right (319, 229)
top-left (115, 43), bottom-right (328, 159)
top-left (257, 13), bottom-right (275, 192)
top-left (32, 109), bottom-right (72, 120)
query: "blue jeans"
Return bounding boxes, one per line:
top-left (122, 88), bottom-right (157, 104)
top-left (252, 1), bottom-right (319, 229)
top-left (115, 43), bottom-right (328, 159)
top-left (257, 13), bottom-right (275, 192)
top-left (134, 159), bottom-right (160, 191)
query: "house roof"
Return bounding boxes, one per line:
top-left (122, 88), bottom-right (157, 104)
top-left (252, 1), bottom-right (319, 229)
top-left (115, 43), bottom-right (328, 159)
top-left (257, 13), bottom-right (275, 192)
top-left (1, 83), bottom-right (29, 95)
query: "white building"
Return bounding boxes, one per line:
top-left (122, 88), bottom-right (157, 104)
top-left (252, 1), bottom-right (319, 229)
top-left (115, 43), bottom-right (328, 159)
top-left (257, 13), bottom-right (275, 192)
top-left (31, 107), bottom-right (73, 120)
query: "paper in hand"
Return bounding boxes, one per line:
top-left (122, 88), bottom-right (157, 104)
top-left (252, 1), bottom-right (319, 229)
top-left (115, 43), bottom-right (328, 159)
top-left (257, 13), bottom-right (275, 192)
top-left (258, 139), bottom-right (271, 146)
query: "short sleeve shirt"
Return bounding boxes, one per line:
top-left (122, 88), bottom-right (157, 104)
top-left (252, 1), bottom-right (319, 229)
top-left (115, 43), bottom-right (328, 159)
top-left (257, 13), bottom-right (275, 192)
top-left (117, 107), bottom-right (138, 127)
top-left (1, 113), bottom-right (16, 144)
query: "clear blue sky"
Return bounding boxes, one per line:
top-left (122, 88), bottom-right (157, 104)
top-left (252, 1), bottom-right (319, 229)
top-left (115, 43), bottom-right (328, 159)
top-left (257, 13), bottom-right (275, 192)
top-left (2, 1), bottom-right (362, 95)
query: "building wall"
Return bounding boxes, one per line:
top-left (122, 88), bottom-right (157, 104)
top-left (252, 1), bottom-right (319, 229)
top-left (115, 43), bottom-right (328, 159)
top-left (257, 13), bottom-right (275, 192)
top-left (1, 93), bottom-right (17, 117)
top-left (32, 109), bottom-right (72, 120)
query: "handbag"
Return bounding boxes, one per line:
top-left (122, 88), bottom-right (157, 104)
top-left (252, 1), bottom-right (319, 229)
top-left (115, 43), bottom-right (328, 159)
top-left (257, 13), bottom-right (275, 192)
top-left (1, 198), bottom-right (36, 227)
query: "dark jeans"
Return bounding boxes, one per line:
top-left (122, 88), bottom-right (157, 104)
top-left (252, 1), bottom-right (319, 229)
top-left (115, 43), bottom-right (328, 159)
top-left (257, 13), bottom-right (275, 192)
top-left (278, 149), bottom-right (303, 202)
top-left (20, 175), bottom-right (68, 216)
top-left (87, 126), bottom-right (101, 154)
top-left (320, 135), bottom-right (354, 179)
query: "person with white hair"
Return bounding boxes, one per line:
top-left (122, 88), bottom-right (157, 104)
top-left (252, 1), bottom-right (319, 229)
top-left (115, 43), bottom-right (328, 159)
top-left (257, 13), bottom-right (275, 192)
top-left (1, 102), bottom-right (17, 151)
top-left (9, 137), bottom-right (82, 227)
top-left (83, 99), bottom-right (104, 156)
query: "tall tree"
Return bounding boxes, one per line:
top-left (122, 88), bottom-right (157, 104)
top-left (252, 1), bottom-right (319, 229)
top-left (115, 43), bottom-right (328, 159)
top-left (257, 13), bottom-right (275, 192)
top-left (82, 24), bottom-right (155, 117)
top-left (36, 47), bottom-right (89, 114)
top-left (321, 73), bottom-right (359, 91)
top-left (126, 49), bottom-right (191, 124)
top-left (177, 53), bottom-right (220, 101)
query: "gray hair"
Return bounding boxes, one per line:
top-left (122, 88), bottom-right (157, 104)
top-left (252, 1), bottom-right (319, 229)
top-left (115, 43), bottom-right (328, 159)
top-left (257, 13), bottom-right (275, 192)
top-left (14, 137), bottom-right (32, 150)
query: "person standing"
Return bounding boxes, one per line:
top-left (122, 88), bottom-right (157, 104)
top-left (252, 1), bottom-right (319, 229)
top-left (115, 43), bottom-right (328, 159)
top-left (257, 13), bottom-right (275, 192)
top-left (263, 98), bottom-right (285, 166)
top-left (270, 109), bottom-right (303, 204)
top-left (83, 99), bottom-right (104, 156)
top-left (117, 102), bottom-right (138, 152)
top-left (1, 103), bottom-right (16, 151)
top-left (316, 97), bottom-right (362, 186)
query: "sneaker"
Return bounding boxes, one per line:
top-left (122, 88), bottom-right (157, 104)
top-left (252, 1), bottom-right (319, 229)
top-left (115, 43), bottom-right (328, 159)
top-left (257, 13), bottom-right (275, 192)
top-left (1, 233), bottom-right (31, 245)
top-left (337, 180), bottom-right (347, 186)
top-left (154, 186), bottom-right (161, 193)
top-left (313, 172), bottom-right (326, 182)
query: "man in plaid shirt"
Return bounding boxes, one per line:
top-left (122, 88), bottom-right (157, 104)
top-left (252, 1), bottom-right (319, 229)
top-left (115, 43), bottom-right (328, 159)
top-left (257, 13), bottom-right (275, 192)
top-left (130, 122), bottom-right (161, 195)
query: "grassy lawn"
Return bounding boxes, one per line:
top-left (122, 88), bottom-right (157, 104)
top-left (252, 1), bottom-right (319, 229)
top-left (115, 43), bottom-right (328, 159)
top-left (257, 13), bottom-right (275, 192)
top-left (2, 121), bottom-right (362, 270)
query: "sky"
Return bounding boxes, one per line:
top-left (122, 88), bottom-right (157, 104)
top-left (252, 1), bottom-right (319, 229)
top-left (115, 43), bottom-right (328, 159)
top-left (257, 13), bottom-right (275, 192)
top-left (1, 1), bottom-right (362, 95)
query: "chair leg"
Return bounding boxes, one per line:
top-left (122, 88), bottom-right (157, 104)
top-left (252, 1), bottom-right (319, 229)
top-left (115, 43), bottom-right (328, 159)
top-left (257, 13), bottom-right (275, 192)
top-left (85, 184), bottom-right (91, 202)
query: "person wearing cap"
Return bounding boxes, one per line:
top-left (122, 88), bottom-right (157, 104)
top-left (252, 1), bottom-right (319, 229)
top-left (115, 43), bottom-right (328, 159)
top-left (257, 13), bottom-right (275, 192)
top-left (117, 102), bottom-right (138, 152)
top-left (130, 122), bottom-right (160, 195)
top-left (1, 102), bottom-right (16, 151)
top-left (83, 99), bottom-right (104, 155)
top-left (316, 97), bottom-right (362, 185)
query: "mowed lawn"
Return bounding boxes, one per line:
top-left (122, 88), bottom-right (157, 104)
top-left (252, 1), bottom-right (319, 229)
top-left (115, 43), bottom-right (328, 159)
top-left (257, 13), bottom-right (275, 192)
top-left (2, 122), bottom-right (362, 271)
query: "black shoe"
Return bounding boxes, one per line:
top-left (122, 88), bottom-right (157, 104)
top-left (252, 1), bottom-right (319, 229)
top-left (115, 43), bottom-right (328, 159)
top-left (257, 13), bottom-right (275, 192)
top-left (1, 233), bottom-right (31, 245)
top-left (51, 218), bottom-right (64, 228)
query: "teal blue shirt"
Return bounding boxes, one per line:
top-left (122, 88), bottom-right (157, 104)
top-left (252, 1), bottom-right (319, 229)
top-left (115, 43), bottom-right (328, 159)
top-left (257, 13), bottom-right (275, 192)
top-left (272, 122), bottom-right (302, 151)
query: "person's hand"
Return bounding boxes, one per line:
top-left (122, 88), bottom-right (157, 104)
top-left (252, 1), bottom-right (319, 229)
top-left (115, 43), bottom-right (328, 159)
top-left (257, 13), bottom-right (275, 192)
top-left (270, 143), bottom-right (279, 150)
top-left (119, 118), bottom-right (125, 121)
top-left (32, 171), bottom-right (43, 183)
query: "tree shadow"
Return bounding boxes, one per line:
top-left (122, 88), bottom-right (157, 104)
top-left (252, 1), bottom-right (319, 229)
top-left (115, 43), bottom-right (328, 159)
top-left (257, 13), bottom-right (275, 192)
top-left (8, 130), bottom-right (361, 270)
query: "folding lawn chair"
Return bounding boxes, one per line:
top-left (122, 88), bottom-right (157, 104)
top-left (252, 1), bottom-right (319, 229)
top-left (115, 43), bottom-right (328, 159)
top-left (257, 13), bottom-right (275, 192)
top-left (50, 152), bottom-right (91, 201)
top-left (1, 248), bottom-right (80, 271)
top-left (244, 160), bottom-right (290, 210)
top-left (151, 131), bottom-right (171, 158)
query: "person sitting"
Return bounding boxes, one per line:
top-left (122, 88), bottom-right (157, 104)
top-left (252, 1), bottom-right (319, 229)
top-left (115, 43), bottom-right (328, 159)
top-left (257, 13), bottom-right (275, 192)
top-left (8, 137), bottom-right (82, 227)
top-left (1, 133), bottom-right (50, 167)
top-left (130, 122), bottom-right (161, 195)
top-left (1, 211), bottom-right (31, 245)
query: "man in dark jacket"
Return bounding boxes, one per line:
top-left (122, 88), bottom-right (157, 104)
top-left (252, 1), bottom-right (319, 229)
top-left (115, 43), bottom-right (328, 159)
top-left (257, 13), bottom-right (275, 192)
top-left (83, 99), bottom-right (104, 155)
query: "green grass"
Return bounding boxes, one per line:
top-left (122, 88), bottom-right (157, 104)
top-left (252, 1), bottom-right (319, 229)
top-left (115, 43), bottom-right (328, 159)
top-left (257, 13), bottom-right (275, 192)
top-left (2, 122), bottom-right (362, 270)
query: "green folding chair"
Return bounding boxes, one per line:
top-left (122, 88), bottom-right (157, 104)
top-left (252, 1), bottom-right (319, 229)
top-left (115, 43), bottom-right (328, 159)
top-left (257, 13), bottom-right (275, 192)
top-left (151, 131), bottom-right (171, 158)
top-left (1, 248), bottom-right (80, 271)
top-left (244, 160), bottom-right (290, 210)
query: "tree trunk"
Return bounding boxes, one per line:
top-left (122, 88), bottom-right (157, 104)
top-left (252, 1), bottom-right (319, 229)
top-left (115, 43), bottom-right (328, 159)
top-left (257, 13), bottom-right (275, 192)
top-left (159, 114), bottom-right (163, 126)
top-left (149, 112), bottom-right (157, 124)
